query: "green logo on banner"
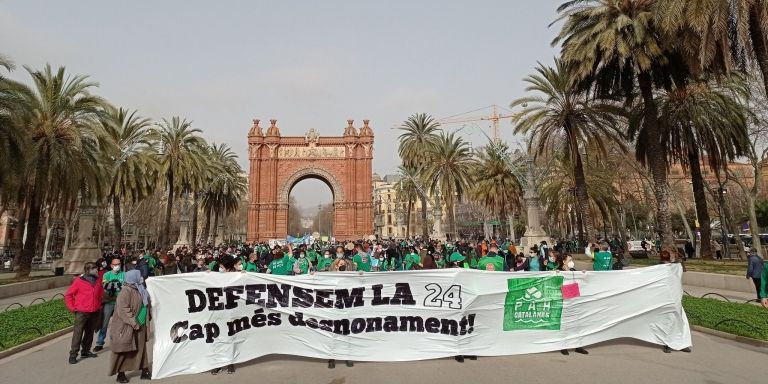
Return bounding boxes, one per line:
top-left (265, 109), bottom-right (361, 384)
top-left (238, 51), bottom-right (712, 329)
top-left (503, 276), bottom-right (563, 331)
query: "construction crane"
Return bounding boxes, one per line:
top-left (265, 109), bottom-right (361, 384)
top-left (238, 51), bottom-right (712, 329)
top-left (437, 105), bottom-right (518, 143)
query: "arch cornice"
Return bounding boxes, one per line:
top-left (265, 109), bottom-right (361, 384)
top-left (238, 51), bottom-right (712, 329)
top-left (277, 166), bottom-right (345, 203)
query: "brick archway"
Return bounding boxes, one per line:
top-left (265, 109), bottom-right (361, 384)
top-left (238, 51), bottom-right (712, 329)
top-left (246, 119), bottom-right (374, 242)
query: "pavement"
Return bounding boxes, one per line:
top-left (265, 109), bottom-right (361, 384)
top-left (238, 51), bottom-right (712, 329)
top-left (0, 286), bottom-right (69, 309)
top-left (0, 330), bottom-right (765, 384)
top-left (0, 271), bottom-right (55, 280)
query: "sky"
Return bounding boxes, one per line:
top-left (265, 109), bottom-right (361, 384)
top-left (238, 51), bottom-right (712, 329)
top-left (0, 0), bottom-right (561, 210)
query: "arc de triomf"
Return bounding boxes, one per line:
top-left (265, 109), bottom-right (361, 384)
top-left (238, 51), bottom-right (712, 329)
top-left (246, 118), bottom-right (374, 242)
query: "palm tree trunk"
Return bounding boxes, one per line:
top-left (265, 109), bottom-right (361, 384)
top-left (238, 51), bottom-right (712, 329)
top-left (749, 7), bottom-right (768, 98)
top-left (420, 194), bottom-right (429, 239)
top-left (573, 152), bottom-right (594, 242)
top-left (163, 172), bottom-right (174, 248)
top-left (202, 204), bottom-right (212, 243)
top-left (17, 165), bottom-right (45, 278)
top-left (212, 209), bottom-right (220, 244)
top-left (688, 150), bottom-right (712, 259)
top-left (638, 71), bottom-right (675, 251)
top-left (113, 195), bottom-right (123, 247)
top-left (190, 192), bottom-right (199, 246)
top-left (405, 199), bottom-right (413, 239)
top-left (447, 196), bottom-right (456, 240)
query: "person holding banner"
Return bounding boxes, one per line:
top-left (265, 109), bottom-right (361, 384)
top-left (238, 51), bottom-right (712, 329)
top-left (292, 251), bottom-right (313, 275)
top-left (267, 248), bottom-right (292, 275)
top-left (210, 255), bottom-right (240, 375)
top-left (316, 250), bottom-right (333, 271)
top-left (108, 269), bottom-right (150, 383)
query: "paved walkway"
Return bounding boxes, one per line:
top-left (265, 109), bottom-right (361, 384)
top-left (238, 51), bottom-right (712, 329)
top-left (0, 330), bottom-right (765, 384)
top-left (0, 286), bottom-right (69, 309)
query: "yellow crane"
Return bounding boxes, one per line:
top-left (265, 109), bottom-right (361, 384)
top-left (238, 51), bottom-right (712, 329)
top-left (437, 105), bottom-right (517, 143)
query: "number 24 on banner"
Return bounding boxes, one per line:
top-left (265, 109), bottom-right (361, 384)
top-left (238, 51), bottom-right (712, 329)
top-left (423, 284), bottom-right (463, 309)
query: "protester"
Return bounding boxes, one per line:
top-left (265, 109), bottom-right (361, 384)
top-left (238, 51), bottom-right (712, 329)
top-left (64, 262), bottom-right (103, 364)
top-left (352, 245), bottom-right (372, 272)
top-left (476, 244), bottom-right (505, 271)
top-left (592, 243), bottom-right (613, 271)
top-left (316, 250), bottom-right (333, 271)
top-left (109, 269), bottom-right (151, 383)
top-left (267, 248), bottom-right (292, 275)
top-left (746, 248), bottom-right (764, 302)
top-left (210, 255), bottom-right (240, 375)
top-left (293, 250), bottom-right (313, 275)
top-left (404, 247), bottom-right (421, 270)
top-left (95, 257), bottom-right (125, 352)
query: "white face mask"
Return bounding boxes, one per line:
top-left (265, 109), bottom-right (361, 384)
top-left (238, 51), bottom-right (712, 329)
top-left (89, 268), bottom-right (98, 276)
top-left (324, 254), bottom-right (331, 259)
top-left (567, 261), bottom-right (575, 269)
top-left (336, 253), bottom-right (344, 259)
top-left (112, 265), bottom-right (121, 272)
top-left (219, 267), bottom-right (225, 272)
top-left (300, 253), bottom-right (306, 258)
top-left (235, 264), bottom-right (243, 271)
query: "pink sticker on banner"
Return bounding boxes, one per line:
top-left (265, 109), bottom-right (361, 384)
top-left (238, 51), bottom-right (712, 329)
top-left (561, 282), bottom-right (581, 299)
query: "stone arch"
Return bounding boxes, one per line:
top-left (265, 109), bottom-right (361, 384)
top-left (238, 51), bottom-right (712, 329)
top-left (277, 166), bottom-right (345, 204)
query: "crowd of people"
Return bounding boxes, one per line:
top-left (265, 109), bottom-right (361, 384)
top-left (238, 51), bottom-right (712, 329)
top-left (63, 236), bottom-right (764, 382)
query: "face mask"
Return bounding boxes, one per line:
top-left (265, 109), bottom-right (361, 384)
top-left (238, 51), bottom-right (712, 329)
top-left (324, 254), bottom-right (330, 259)
top-left (235, 264), bottom-right (243, 271)
top-left (219, 267), bottom-right (225, 272)
top-left (300, 253), bottom-right (306, 258)
top-left (101, 261), bottom-right (107, 268)
top-left (338, 265), bottom-right (347, 271)
top-left (549, 257), bottom-right (556, 262)
top-left (132, 260), bottom-right (138, 265)
top-left (336, 253), bottom-right (344, 259)
top-left (112, 265), bottom-right (121, 272)
top-left (89, 268), bottom-right (98, 276)
top-left (567, 261), bottom-right (575, 269)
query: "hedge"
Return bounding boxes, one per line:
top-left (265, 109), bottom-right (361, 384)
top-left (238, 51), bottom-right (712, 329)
top-left (682, 296), bottom-right (768, 341)
top-left (0, 299), bottom-right (74, 350)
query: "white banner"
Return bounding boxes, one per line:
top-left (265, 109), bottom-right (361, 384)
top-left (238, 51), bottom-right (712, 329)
top-left (147, 264), bottom-right (691, 379)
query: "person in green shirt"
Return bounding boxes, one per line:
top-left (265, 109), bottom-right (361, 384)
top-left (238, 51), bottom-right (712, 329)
top-left (307, 248), bottom-right (319, 264)
top-left (244, 252), bottom-right (261, 272)
top-left (380, 249), bottom-right (401, 271)
top-left (292, 251), bottom-right (312, 275)
top-left (404, 248), bottom-right (421, 270)
top-left (468, 248), bottom-right (479, 268)
top-left (352, 250), bottom-right (372, 272)
top-left (447, 251), bottom-right (466, 268)
top-left (592, 243), bottom-right (613, 271)
top-left (316, 250), bottom-right (333, 272)
top-left (267, 250), bottom-right (293, 275)
top-left (760, 264), bottom-right (767, 309)
top-left (476, 244), bottom-right (505, 271)
top-left (95, 258), bottom-right (125, 351)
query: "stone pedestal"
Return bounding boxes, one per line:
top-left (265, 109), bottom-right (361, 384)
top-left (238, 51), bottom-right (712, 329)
top-left (432, 202), bottom-right (445, 241)
top-left (520, 157), bottom-right (550, 253)
top-left (63, 205), bottom-right (101, 275)
top-left (172, 218), bottom-right (190, 251)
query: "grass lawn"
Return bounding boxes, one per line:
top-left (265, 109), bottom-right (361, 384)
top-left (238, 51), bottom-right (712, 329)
top-left (629, 257), bottom-right (747, 276)
top-left (0, 299), bottom-right (74, 350)
top-left (682, 296), bottom-right (768, 341)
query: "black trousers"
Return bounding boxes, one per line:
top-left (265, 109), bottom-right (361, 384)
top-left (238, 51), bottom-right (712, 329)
top-left (752, 278), bottom-right (762, 301)
top-left (70, 311), bottom-right (100, 357)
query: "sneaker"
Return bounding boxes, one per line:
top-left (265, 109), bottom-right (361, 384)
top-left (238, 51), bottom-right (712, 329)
top-left (116, 372), bottom-right (129, 383)
top-left (227, 365), bottom-right (235, 374)
top-left (81, 352), bottom-right (98, 358)
top-left (454, 355), bottom-right (465, 363)
top-left (663, 346), bottom-right (672, 354)
top-left (68, 356), bottom-right (78, 364)
top-left (327, 360), bottom-right (335, 369)
top-left (345, 361), bottom-right (354, 367)
top-left (467, 356), bottom-right (477, 360)
top-left (140, 370), bottom-right (151, 380)
top-left (211, 368), bottom-right (221, 375)
top-left (93, 346), bottom-right (103, 352)
top-left (575, 348), bottom-right (589, 355)
top-left (560, 350), bottom-right (570, 356)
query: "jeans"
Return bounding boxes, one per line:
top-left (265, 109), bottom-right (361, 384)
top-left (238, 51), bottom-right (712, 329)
top-left (96, 301), bottom-right (115, 347)
top-left (70, 311), bottom-right (100, 357)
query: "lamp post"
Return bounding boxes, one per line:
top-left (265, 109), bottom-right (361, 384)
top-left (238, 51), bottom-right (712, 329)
top-left (718, 186), bottom-right (728, 257)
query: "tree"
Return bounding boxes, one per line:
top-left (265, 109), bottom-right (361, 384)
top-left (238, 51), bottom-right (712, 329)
top-left (554, 0), bottom-right (685, 251)
top-left (394, 164), bottom-right (421, 239)
top-left (512, 59), bottom-right (625, 244)
top-left (398, 113), bottom-right (441, 239)
top-left (200, 143), bottom-right (247, 243)
top-left (5, 65), bottom-right (111, 277)
top-left (647, 76), bottom-right (751, 258)
top-left (102, 106), bottom-right (156, 247)
top-left (424, 132), bottom-right (475, 240)
top-left (470, 139), bottom-right (522, 238)
top-left (154, 117), bottom-right (207, 248)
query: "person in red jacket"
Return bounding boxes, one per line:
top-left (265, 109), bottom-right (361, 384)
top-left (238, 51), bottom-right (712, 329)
top-left (65, 262), bottom-right (103, 364)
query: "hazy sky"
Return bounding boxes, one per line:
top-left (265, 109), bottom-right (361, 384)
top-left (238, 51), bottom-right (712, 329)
top-left (1, 0), bottom-right (560, 209)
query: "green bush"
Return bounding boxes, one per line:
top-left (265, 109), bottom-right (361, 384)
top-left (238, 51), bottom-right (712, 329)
top-left (0, 299), bottom-right (74, 350)
top-left (682, 296), bottom-right (768, 341)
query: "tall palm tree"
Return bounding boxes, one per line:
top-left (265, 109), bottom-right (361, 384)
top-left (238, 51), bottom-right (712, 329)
top-left (554, 0), bottom-right (683, 250)
top-left (511, 60), bottom-right (625, 244)
top-left (471, 139), bottom-right (522, 237)
top-left (0, 59), bottom-right (27, 198)
top-left (154, 117), bottom-right (207, 248)
top-left (6, 65), bottom-right (110, 277)
top-left (636, 75), bottom-right (752, 259)
top-left (424, 132), bottom-right (475, 240)
top-left (398, 113), bottom-right (441, 239)
top-left (200, 143), bottom-right (246, 243)
top-left (102, 106), bottom-right (156, 246)
top-left (394, 164), bottom-right (422, 239)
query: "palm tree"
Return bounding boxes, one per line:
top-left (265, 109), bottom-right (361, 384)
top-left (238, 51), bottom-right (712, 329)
top-left (200, 143), bottom-right (246, 243)
top-left (424, 132), bottom-right (475, 240)
top-left (154, 117), bottom-right (207, 248)
top-left (638, 75), bottom-right (752, 259)
top-left (471, 139), bottom-right (522, 237)
top-left (6, 65), bottom-right (110, 277)
top-left (394, 164), bottom-right (422, 239)
top-left (102, 106), bottom-right (156, 246)
top-left (0, 59), bottom-right (26, 198)
top-left (554, 0), bottom-right (683, 250)
top-left (398, 113), bottom-right (441, 239)
top-left (511, 60), bottom-right (625, 244)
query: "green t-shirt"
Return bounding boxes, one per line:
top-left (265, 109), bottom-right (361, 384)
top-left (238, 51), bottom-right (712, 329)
top-left (316, 257), bottom-right (332, 272)
top-left (307, 250), bottom-right (319, 264)
top-left (469, 249), bottom-right (479, 268)
top-left (244, 261), bottom-right (259, 272)
top-left (381, 257), bottom-right (401, 271)
top-left (208, 260), bottom-right (220, 271)
top-left (353, 252), bottom-right (372, 272)
top-left (477, 254), bottom-right (505, 271)
top-left (294, 257), bottom-right (311, 274)
top-left (102, 270), bottom-right (125, 301)
top-left (268, 257), bottom-right (292, 275)
top-left (593, 251), bottom-right (613, 271)
top-left (404, 253), bottom-right (421, 270)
